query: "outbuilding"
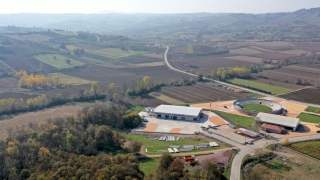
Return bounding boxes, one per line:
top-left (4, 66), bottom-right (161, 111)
top-left (256, 112), bottom-right (300, 131)
top-left (261, 123), bottom-right (286, 134)
top-left (153, 105), bottom-right (203, 121)
top-left (237, 128), bottom-right (260, 138)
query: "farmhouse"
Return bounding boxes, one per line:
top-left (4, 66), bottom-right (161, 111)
top-left (153, 105), bottom-right (203, 121)
top-left (256, 112), bottom-right (300, 131)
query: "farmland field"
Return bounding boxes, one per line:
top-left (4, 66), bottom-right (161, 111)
top-left (87, 48), bottom-right (144, 59)
top-left (121, 54), bottom-right (163, 64)
top-left (229, 48), bottom-right (261, 55)
top-left (0, 105), bottom-right (83, 139)
top-left (8, 34), bottom-right (51, 42)
top-left (297, 113), bottom-right (320, 124)
top-left (47, 73), bottom-right (92, 86)
top-left (34, 54), bottom-right (84, 69)
top-left (279, 88), bottom-right (320, 105)
top-left (228, 78), bottom-right (291, 94)
top-left (225, 56), bottom-right (263, 63)
top-left (290, 141), bottom-right (320, 159)
top-left (2, 55), bottom-right (54, 72)
top-left (251, 78), bottom-right (304, 90)
top-left (158, 83), bottom-right (249, 103)
top-left (188, 44), bottom-right (193, 54)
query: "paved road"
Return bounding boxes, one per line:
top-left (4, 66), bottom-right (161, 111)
top-left (163, 45), bottom-right (320, 180)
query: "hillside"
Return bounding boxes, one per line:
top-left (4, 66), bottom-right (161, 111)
top-left (1, 8), bottom-right (320, 41)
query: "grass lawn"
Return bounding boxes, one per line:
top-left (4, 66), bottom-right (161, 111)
top-left (139, 158), bottom-right (159, 176)
top-left (88, 48), bottom-right (140, 59)
top-left (82, 57), bottom-right (104, 63)
top-left (228, 78), bottom-right (290, 95)
top-left (130, 106), bottom-right (145, 114)
top-left (223, 151), bottom-right (236, 179)
top-left (290, 141), bottom-right (320, 159)
top-left (34, 54), bottom-right (84, 69)
top-left (212, 110), bottom-right (257, 131)
top-left (242, 104), bottom-right (273, 113)
top-left (305, 106), bottom-right (320, 114)
top-left (188, 44), bottom-right (194, 54)
top-left (125, 133), bottom-right (228, 154)
top-left (47, 73), bottom-right (92, 86)
top-left (297, 113), bottom-right (320, 124)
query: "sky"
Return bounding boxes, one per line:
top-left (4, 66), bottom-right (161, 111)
top-left (1, 0), bottom-right (320, 14)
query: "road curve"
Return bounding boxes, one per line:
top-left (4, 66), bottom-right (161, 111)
top-left (163, 46), bottom-right (320, 180)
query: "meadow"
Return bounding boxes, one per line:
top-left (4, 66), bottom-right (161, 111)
top-left (47, 73), bottom-right (92, 86)
top-left (228, 78), bottom-right (291, 95)
top-left (305, 106), bottom-right (320, 114)
top-left (88, 48), bottom-right (146, 59)
top-left (242, 104), bottom-right (273, 113)
top-left (34, 54), bottom-right (84, 69)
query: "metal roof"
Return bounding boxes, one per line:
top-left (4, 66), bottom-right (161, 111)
top-left (153, 105), bottom-right (202, 117)
top-left (238, 128), bottom-right (260, 137)
top-left (256, 113), bottom-right (300, 128)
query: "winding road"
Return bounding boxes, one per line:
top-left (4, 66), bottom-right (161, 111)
top-left (162, 46), bottom-right (320, 180)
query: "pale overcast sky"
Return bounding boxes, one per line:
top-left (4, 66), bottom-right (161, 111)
top-left (1, 0), bottom-right (320, 14)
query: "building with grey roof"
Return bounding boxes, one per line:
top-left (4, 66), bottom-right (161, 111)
top-left (256, 112), bottom-right (300, 131)
top-left (153, 105), bottom-right (203, 121)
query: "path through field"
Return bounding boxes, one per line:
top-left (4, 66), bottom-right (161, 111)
top-left (0, 105), bottom-right (83, 139)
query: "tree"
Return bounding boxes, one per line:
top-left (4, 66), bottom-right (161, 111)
top-left (53, 75), bottom-right (60, 87)
top-left (129, 140), bottom-right (142, 154)
top-left (201, 160), bottom-right (222, 179)
top-left (295, 78), bottom-right (302, 85)
top-left (168, 158), bottom-right (184, 178)
top-left (282, 138), bottom-right (290, 146)
top-left (65, 59), bottom-right (71, 65)
top-left (303, 79), bottom-right (309, 85)
top-left (59, 42), bottom-right (66, 49)
top-left (197, 73), bottom-right (203, 82)
top-left (158, 153), bottom-right (174, 171)
top-left (210, 69), bottom-right (216, 79)
top-left (91, 82), bottom-right (99, 94)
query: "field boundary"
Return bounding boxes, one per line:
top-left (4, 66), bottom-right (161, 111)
top-left (0, 60), bottom-right (15, 72)
top-left (277, 86), bottom-right (312, 96)
top-left (281, 145), bottom-right (320, 162)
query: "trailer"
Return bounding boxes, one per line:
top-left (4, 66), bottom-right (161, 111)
top-left (173, 148), bottom-right (179, 153)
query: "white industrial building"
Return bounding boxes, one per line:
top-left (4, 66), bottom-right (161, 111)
top-left (153, 105), bottom-right (203, 121)
top-left (256, 112), bottom-right (300, 131)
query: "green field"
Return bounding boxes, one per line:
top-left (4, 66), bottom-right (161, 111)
top-left (129, 106), bottom-right (145, 114)
top-left (212, 110), bottom-right (257, 131)
top-left (82, 57), bottom-right (104, 63)
top-left (242, 104), bottom-right (273, 113)
top-left (139, 158), bottom-right (159, 176)
top-left (297, 113), bottom-right (320, 124)
top-left (47, 73), bottom-right (92, 86)
top-left (34, 54), bottom-right (84, 69)
top-left (305, 106), bottom-right (320, 114)
top-left (290, 141), bottom-right (320, 159)
top-left (188, 44), bottom-right (194, 54)
top-left (8, 34), bottom-right (51, 42)
top-left (88, 48), bottom-right (144, 59)
top-left (125, 133), bottom-right (227, 154)
top-left (228, 78), bottom-right (291, 95)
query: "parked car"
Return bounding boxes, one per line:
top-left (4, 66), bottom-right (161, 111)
top-left (316, 130), bottom-right (320, 133)
top-left (143, 119), bottom-right (148, 122)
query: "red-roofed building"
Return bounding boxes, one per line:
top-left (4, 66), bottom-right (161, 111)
top-left (261, 123), bottom-right (286, 134)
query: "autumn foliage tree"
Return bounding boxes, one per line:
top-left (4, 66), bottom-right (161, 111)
top-left (14, 70), bottom-right (51, 89)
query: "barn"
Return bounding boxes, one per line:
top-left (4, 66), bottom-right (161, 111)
top-left (153, 105), bottom-right (203, 121)
top-left (261, 123), bottom-right (286, 134)
top-left (256, 112), bottom-right (300, 131)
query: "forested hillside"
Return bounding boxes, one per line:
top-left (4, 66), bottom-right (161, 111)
top-left (0, 102), bottom-right (143, 179)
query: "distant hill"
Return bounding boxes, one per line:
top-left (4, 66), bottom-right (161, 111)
top-left (0, 7), bottom-right (320, 41)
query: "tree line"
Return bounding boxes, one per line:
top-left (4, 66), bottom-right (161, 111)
top-left (14, 70), bottom-right (62, 89)
top-left (0, 102), bottom-right (143, 179)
